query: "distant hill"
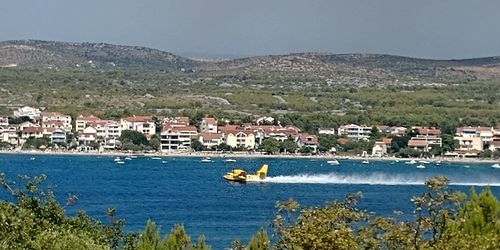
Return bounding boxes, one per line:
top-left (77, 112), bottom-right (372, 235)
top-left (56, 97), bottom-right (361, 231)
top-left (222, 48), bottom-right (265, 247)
top-left (0, 40), bottom-right (198, 71)
top-left (1, 40), bottom-right (500, 80)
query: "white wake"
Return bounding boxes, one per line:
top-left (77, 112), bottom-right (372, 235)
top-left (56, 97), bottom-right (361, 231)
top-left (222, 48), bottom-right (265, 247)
top-left (259, 173), bottom-right (500, 186)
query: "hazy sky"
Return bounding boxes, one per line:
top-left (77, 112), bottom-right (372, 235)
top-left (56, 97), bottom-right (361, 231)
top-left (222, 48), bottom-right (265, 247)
top-left (1, 0), bottom-right (500, 59)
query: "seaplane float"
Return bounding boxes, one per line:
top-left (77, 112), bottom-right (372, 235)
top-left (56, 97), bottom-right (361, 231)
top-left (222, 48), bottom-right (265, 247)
top-left (223, 164), bottom-right (268, 183)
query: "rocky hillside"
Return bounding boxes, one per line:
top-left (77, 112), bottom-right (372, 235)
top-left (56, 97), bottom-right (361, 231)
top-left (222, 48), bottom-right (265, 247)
top-left (1, 40), bottom-right (500, 81)
top-left (0, 40), bottom-right (198, 71)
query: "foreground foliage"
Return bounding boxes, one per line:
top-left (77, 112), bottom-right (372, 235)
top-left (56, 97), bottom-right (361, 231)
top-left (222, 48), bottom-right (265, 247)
top-left (1, 173), bottom-right (499, 249)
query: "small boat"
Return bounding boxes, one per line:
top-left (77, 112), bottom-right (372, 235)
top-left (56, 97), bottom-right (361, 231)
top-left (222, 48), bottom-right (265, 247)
top-left (492, 163), bottom-right (500, 169)
top-left (405, 160), bottom-right (417, 164)
top-left (151, 157), bottom-right (162, 160)
top-left (130, 155), bottom-right (138, 159)
top-left (113, 157), bottom-right (121, 162)
top-left (225, 159), bottom-right (237, 163)
top-left (161, 160), bottom-right (168, 164)
top-left (327, 159), bottom-right (340, 165)
top-left (361, 160), bottom-right (370, 164)
top-left (464, 165), bottom-right (471, 168)
top-left (116, 161), bottom-right (125, 164)
top-left (125, 157), bottom-right (132, 160)
top-left (416, 164), bottom-right (426, 169)
top-left (201, 157), bottom-right (212, 163)
top-left (29, 157), bottom-right (36, 161)
top-left (419, 160), bottom-right (430, 164)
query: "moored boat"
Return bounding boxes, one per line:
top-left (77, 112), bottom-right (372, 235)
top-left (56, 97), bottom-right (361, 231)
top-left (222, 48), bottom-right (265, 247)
top-left (327, 159), bottom-right (340, 165)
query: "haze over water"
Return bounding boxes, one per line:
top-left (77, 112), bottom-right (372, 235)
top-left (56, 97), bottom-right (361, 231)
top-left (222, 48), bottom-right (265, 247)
top-left (1, 154), bottom-right (499, 248)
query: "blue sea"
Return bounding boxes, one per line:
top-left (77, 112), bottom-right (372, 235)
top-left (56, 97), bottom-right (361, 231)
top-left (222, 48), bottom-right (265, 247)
top-left (1, 154), bottom-right (499, 249)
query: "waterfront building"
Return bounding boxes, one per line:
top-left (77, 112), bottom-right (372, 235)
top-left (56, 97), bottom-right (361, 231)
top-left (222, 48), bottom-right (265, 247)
top-left (200, 117), bottom-right (218, 134)
top-left (198, 132), bottom-right (224, 149)
top-left (120, 115), bottom-right (156, 139)
top-left (160, 125), bottom-right (198, 152)
top-left (76, 114), bottom-right (101, 133)
top-left (296, 133), bottom-right (318, 153)
top-left (338, 124), bottom-right (372, 140)
top-left (41, 112), bottom-right (72, 132)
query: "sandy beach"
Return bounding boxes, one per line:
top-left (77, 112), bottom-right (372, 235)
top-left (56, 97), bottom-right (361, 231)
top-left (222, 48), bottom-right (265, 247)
top-left (2, 149), bottom-right (499, 164)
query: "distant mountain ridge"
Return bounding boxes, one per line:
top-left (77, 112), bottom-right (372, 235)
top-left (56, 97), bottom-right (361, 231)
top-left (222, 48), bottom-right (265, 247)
top-left (0, 40), bottom-right (198, 71)
top-left (1, 40), bottom-right (500, 80)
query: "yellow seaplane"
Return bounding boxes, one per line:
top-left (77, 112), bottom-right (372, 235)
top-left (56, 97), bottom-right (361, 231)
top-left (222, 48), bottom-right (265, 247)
top-left (223, 164), bottom-right (268, 183)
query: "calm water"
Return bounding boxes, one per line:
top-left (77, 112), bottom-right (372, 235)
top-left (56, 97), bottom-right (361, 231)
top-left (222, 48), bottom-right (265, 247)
top-left (1, 154), bottom-right (499, 249)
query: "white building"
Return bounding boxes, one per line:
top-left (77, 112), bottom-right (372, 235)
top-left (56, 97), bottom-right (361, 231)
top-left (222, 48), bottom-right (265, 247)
top-left (198, 132), bottom-right (224, 149)
top-left (338, 124), bottom-right (372, 140)
top-left (13, 106), bottom-right (41, 120)
top-left (160, 125), bottom-right (198, 152)
top-left (76, 114), bottom-right (101, 133)
top-left (0, 126), bottom-right (18, 145)
top-left (79, 127), bottom-right (97, 145)
top-left (120, 116), bottom-right (156, 139)
top-left (50, 129), bottom-right (67, 144)
top-left (200, 117), bottom-right (218, 134)
top-left (318, 128), bottom-right (336, 135)
top-left (41, 112), bottom-right (72, 132)
top-left (0, 117), bottom-right (8, 126)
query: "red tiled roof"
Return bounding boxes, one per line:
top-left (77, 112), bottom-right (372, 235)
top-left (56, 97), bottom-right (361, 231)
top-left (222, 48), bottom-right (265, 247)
top-left (299, 133), bottom-right (318, 145)
top-left (199, 132), bottom-right (223, 140)
top-left (43, 120), bottom-right (65, 127)
top-left (202, 117), bottom-right (217, 125)
top-left (414, 127), bottom-right (441, 136)
top-left (41, 111), bottom-right (63, 116)
top-left (408, 140), bottom-right (429, 147)
top-left (123, 115), bottom-right (153, 122)
top-left (337, 138), bottom-right (349, 145)
top-left (22, 127), bottom-right (44, 133)
top-left (383, 138), bottom-right (392, 144)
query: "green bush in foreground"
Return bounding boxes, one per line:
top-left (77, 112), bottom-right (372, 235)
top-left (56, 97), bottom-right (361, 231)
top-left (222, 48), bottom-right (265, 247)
top-left (1, 173), bottom-right (499, 250)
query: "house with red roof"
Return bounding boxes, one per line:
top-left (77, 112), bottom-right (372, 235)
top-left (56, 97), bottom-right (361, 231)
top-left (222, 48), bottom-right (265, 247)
top-left (41, 111), bottom-right (72, 132)
top-left (201, 117), bottom-right (218, 134)
top-left (76, 114), bottom-right (101, 133)
top-left (120, 115), bottom-right (156, 139)
top-left (296, 133), bottom-right (318, 153)
top-left (198, 132), bottom-right (224, 149)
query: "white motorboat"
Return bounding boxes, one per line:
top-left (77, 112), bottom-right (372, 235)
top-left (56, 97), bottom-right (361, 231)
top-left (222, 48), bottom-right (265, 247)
top-left (201, 157), bottom-right (212, 163)
top-left (416, 164), bottom-right (426, 169)
top-left (225, 159), bottom-right (237, 163)
top-left (418, 160), bottom-right (430, 164)
top-left (151, 157), bottom-right (162, 160)
top-left (361, 160), bottom-right (370, 164)
top-left (116, 161), bottom-right (125, 164)
top-left (161, 160), bottom-right (168, 164)
top-left (327, 159), bottom-right (340, 165)
top-left (405, 160), bottom-right (417, 164)
top-left (113, 157), bottom-right (121, 162)
top-left (492, 163), bottom-right (500, 169)
top-left (125, 157), bottom-right (132, 160)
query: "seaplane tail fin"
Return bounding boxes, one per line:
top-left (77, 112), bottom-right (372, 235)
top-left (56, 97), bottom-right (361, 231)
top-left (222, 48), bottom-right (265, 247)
top-left (256, 164), bottom-right (268, 179)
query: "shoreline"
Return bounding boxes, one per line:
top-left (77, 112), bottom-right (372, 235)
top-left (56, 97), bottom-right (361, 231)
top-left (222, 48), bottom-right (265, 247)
top-left (2, 150), bottom-right (499, 164)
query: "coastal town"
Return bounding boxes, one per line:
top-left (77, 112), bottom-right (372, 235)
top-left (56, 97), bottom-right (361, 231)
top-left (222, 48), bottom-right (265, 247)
top-left (1, 106), bottom-right (500, 159)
